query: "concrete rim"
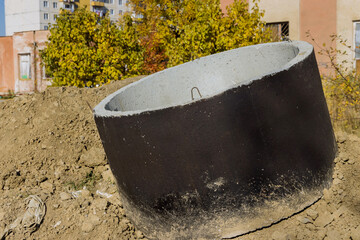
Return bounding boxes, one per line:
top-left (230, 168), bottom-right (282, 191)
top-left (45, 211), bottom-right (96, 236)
top-left (94, 41), bottom-right (313, 117)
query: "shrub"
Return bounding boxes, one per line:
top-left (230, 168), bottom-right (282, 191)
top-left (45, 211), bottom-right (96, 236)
top-left (41, 8), bottom-right (143, 87)
top-left (307, 32), bottom-right (360, 132)
top-left (129, 0), bottom-right (273, 73)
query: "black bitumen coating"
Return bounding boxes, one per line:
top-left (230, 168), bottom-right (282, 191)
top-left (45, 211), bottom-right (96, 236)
top-left (94, 42), bottom-right (336, 239)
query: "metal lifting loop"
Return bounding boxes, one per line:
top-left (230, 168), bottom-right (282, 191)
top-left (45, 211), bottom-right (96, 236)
top-left (191, 87), bottom-right (202, 100)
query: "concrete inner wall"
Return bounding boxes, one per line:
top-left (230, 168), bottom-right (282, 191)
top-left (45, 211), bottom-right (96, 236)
top-left (105, 43), bottom-right (308, 113)
top-left (249, 0), bottom-right (300, 41)
top-left (0, 36), bottom-right (14, 93)
top-left (336, 0), bottom-right (360, 71)
top-left (300, 0), bottom-right (336, 76)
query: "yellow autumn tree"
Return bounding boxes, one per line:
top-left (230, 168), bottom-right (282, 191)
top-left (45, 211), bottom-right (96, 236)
top-left (129, 0), bottom-right (272, 72)
top-left (41, 8), bottom-right (143, 87)
top-left (42, 2), bottom-right (272, 86)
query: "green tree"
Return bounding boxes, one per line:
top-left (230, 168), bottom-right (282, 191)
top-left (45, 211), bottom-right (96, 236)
top-left (129, 0), bottom-right (272, 72)
top-left (41, 8), bottom-right (143, 87)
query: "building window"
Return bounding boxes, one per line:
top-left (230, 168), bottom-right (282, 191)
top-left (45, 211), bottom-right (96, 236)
top-left (19, 54), bottom-right (31, 80)
top-left (43, 1), bottom-right (48, 7)
top-left (110, 0), bottom-right (114, 4)
top-left (44, 13), bottom-right (49, 20)
top-left (119, 10), bottom-right (122, 15)
top-left (54, 14), bottom-right (57, 20)
top-left (42, 65), bottom-right (50, 79)
top-left (266, 22), bottom-right (289, 41)
top-left (353, 21), bottom-right (360, 74)
top-left (53, 2), bottom-right (57, 8)
top-left (354, 22), bottom-right (360, 59)
top-left (44, 25), bottom-right (48, 30)
top-left (119, 0), bottom-right (122, 5)
top-left (110, 9), bottom-right (114, 15)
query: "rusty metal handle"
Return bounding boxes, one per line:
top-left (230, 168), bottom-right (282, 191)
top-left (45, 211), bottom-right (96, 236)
top-left (191, 87), bottom-right (202, 100)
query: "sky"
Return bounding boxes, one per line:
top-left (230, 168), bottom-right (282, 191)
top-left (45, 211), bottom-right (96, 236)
top-left (0, 0), bottom-right (4, 36)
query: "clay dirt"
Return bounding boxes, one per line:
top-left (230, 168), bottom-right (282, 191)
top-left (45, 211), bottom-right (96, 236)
top-left (1, 76), bottom-right (360, 240)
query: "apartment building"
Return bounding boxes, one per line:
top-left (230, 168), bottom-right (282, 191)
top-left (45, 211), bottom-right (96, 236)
top-left (221, 0), bottom-right (360, 76)
top-left (90, 0), bottom-right (129, 22)
top-left (4, 0), bottom-right (131, 36)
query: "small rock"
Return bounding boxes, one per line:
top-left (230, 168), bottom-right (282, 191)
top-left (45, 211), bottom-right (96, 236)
top-left (135, 230), bottom-right (144, 239)
top-left (333, 205), bottom-right (347, 218)
top-left (89, 214), bottom-right (101, 226)
top-left (93, 198), bottom-right (108, 211)
top-left (333, 178), bottom-right (342, 185)
top-left (59, 192), bottom-right (72, 201)
top-left (81, 214), bottom-right (100, 233)
top-left (54, 168), bottom-right (64, 179)
top-left (40, 181), bottom-right (54, 193)
top-left (23, 118), bottom-right (29, 125)
top-left (317, 229), bottom-right (327, 239)
top-left (335, 132), bottom-right (347, 143)
top-left (80, 200), bottom-right (91, 208)
top-left (119, 219), bottom-right (130, 232)
top-left (95, 165), bottom-right (107, 173)
top-left (81, 222), bottom-right (94, 233)
top-left (79, 147), bottom-right (106, 167)
top-left (53, 204), bottom-right (60, 209)
top-left (271, 230), bottom-right (288, 240)
top-left (306, 209), bottom-right (319, 220)
top-left (351, 226), bottom-right (360, 240)
top-left (297, 216), bottom-right (312, 224)
top-left (81, 189), bottom-right (92, 198)
top-left (101, 169), bottom-right (115, 183)
top-left (305, 223), bottom-right (316, 231)
top-left (326, 229), bottom-right (341, 240)
top-left (323, 189), bottom-right (332, 202)
top-left (0, 210), bottom-right (5, 222)
top-left (337, 173), bottom-right (344, 180)
top-left (108, 195), bottom-right (122, 207)
top-left (314, 211), bottom-right (333, 227)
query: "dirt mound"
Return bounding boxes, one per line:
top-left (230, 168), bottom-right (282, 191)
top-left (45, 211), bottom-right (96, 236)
top-left (0, 76), bottom-right (360, 240)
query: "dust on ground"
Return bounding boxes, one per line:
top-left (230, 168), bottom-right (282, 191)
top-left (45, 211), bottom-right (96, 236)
top-left (0, 76), bottom-right (360, 240)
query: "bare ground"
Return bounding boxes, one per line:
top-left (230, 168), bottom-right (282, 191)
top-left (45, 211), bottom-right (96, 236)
top-left (0, 77), bottom-right (359, 240)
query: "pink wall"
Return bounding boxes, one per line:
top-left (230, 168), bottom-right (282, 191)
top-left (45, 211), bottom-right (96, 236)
top-left (12, 30), bottom-right (50, 93)
top-left (221, 0), bottom-right (235, 13)
top-left (35, 30), bottom-right (51, 92)
top-left (220, 0), bottom-right (248, 13)
top-left (300, 0), bottom-right (337, 76)
top-left (0, 36), bottom-right (14, 94)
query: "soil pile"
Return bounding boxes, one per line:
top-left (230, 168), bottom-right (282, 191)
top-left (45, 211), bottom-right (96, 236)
top-left (0, 76), bottom-right (360, 240)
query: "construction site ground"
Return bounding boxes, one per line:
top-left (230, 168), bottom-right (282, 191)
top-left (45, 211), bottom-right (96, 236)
top-left (1, 76), bottom-right (360, 240)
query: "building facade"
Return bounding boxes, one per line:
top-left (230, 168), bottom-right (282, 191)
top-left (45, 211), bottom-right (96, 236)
top-left (90, 0), bottom-right (130, 22)
top-left (221, 0), bottom-right (360, 76)
top-left (4, 0), bottom-right (131, 36)
top-left (0, 30), bottom-right (50, 94)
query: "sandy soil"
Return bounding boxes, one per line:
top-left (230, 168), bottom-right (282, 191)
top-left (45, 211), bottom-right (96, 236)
top-left (0, 77), bottom-right (359, 240)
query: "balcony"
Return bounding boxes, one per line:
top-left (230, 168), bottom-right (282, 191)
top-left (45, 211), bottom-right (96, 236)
top-left (91, 1), bottom-right (105, 7)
